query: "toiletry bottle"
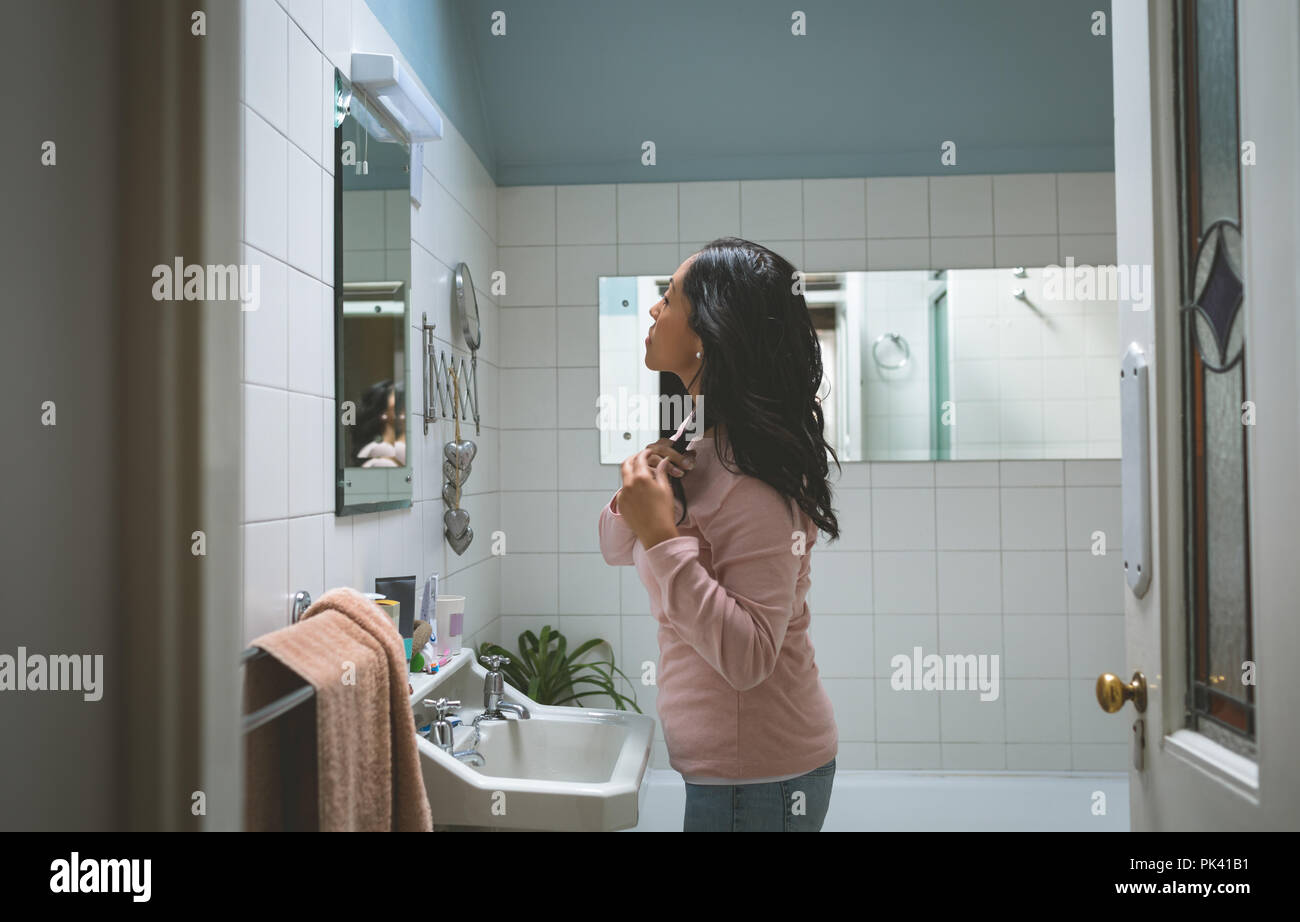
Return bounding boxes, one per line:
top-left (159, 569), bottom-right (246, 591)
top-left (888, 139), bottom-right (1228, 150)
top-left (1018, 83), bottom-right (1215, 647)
top-left (448, 610), bottom-right (463, 655)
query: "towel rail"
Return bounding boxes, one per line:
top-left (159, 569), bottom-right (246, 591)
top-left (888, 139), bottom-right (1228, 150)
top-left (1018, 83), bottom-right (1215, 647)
top-left (240, 647), bottom-right (315, 734)
top-left (240, 591), bottom-right (319, 830)
top-left (240, 589), bottom-right (316, 734)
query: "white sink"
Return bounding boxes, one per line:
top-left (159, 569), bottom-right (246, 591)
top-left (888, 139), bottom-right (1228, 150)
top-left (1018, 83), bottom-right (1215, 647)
top-left (408, 648), bottom-right (656, 831)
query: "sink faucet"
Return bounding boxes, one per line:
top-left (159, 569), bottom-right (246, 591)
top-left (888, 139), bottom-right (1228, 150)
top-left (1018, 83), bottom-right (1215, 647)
top-left (424, 697), bottom-right (485, 767)
top-left (478, 654), bottom-right (530, 721)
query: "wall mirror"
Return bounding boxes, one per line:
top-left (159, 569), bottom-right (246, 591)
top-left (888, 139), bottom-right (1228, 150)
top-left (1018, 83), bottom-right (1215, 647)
top-left (597, 266), bottom-right (1121, 462)
top-left (333, 69), bottom-right (413, 513)
top-left (456, 262), bottom-right (481, 350)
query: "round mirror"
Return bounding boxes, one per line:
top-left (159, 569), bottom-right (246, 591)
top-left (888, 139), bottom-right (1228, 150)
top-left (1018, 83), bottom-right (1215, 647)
top-left (455, 262), bottom-right (481, 351)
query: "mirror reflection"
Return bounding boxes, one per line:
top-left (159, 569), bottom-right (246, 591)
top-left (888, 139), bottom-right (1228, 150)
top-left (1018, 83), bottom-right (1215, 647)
top-left (598, 266), bottom-right (1120, 462)
top-left (342, 282), bottom-right (406, 469)
top-left (335, 74), bottom-right (413, 513)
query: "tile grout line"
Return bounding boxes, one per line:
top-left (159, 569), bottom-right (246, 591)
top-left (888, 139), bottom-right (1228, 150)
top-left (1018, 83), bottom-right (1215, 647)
top-left (1063, 459), bottom-right (1075, 769)
top-left (282, 14), bottom-right (294, 629)
top-left (998, 459), bottom-right (1009, 768)
top-left (932, 456), bottom-right (943, 766)
top-left (926, 176), bottom-right (933, 271)
top-left (553, 188), bottom-right (564, 626)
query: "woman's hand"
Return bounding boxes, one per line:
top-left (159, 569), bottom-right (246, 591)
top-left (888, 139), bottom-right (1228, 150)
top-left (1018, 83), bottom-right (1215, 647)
top-left (615, 439), bottom-right (695, 549)
top-left (643, 437), bottom-right (696, 477)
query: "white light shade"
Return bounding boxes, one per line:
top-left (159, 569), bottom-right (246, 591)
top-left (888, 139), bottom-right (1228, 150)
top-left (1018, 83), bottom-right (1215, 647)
top-left (351, 52), bottom-right (444, 143)
top-left (410, 143), bottom-right (425, 207)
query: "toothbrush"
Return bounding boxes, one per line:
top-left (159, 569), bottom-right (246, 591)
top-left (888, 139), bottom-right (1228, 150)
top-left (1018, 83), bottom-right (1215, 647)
top-left (419, 573), bottom-right (438, 649)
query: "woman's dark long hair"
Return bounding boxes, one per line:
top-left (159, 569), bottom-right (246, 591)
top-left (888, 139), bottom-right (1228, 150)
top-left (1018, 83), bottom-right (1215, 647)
top-left (672, 236), bottom-right (841, 541)
top-left (354, 378), bottom-right (394, 458)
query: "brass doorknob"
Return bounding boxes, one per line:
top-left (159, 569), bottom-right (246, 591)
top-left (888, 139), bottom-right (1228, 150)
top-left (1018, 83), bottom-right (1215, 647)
top-left (1096, 671), bottom-right (1147, 713)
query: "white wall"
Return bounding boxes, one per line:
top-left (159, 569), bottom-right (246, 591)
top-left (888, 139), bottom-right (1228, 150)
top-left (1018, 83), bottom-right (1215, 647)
top-left (497, 173), bottom-right (1128, 771)
top-left (239, 0), bottom-right (501, 650)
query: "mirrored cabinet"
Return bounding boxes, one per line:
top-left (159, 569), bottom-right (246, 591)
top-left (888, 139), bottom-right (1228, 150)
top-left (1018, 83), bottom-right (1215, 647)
top-left (333, 68), bottom-right (413, 514)
top-left (599, 266), bottom-right (1122, 462)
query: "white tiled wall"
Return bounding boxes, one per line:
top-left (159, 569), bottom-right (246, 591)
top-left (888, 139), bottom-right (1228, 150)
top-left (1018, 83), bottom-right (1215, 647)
top-left (240, 0), bottom-right (501, 651)
top-left (497, 174), bottom-right (1127, 771)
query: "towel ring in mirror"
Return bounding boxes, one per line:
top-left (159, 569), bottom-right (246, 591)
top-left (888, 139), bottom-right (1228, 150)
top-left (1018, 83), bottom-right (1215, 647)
top-left (872, 332), bottom-right (910, 370)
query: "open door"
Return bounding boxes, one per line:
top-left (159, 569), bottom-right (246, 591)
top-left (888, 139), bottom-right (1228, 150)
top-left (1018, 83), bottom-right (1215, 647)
top-left (1107, 0), bottom-right (1300, 830)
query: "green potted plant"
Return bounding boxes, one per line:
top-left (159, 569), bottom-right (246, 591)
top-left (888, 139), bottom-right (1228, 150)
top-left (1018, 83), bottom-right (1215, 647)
top-left (478, 625), bottom-right (643, 712)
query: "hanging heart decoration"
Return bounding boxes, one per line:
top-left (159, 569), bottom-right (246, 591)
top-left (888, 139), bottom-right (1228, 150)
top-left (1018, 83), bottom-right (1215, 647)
top-left (444, 439), bottom-right (477, 468)
top-left (444, 507), bottom-right (471, 539)
top-left (442, 365), bottom-right (476, 554)
top-left (442, 459), bottom-right (472, 485)
top-left (447, 525), bottom-right (473, 556)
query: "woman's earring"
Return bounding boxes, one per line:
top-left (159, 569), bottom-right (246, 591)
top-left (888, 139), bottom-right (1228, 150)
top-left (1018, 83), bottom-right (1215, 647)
top-left (696, 351), bottom-right (702, 359)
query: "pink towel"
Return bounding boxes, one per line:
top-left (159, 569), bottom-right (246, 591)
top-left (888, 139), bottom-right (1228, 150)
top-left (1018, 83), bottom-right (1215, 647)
top-left (244, 586), bottom-right (433, 831)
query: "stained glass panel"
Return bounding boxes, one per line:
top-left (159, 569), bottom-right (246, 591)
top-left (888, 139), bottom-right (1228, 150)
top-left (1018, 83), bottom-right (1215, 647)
top-left (1175, 0), bottom-right (1255, 754)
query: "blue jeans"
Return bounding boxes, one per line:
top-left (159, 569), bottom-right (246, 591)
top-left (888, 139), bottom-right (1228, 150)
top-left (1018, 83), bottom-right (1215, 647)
top-left (682, 757), bottom-right (836, 831)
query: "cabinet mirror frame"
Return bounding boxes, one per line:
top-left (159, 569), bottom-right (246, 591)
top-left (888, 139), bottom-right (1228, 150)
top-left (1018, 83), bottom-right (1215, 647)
top-left (332, 68), bottom-right (414, 516)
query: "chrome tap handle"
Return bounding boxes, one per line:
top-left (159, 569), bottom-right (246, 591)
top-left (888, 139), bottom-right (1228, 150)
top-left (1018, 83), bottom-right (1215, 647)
top-left (480, 657), bottom-right (509, 712)
top-left (425, 697), bottom-right (464, 752)
top-left (424, 697), bottom-right (461, 718)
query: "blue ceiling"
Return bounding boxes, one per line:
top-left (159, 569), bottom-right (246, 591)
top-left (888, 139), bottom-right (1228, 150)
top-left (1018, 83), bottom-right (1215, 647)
top-left (365, 0), bottom-right (1114, 187)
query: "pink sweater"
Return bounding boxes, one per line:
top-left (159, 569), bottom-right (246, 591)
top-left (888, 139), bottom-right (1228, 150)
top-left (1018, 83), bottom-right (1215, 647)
top-left (598, 426), bottom-right (839, 781)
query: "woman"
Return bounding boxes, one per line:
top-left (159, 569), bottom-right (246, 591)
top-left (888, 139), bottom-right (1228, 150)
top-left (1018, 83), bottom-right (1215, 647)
top-left (598, 237), bottom-right (841, 832)
top-left (354, 379), bottom-right (406, 468)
